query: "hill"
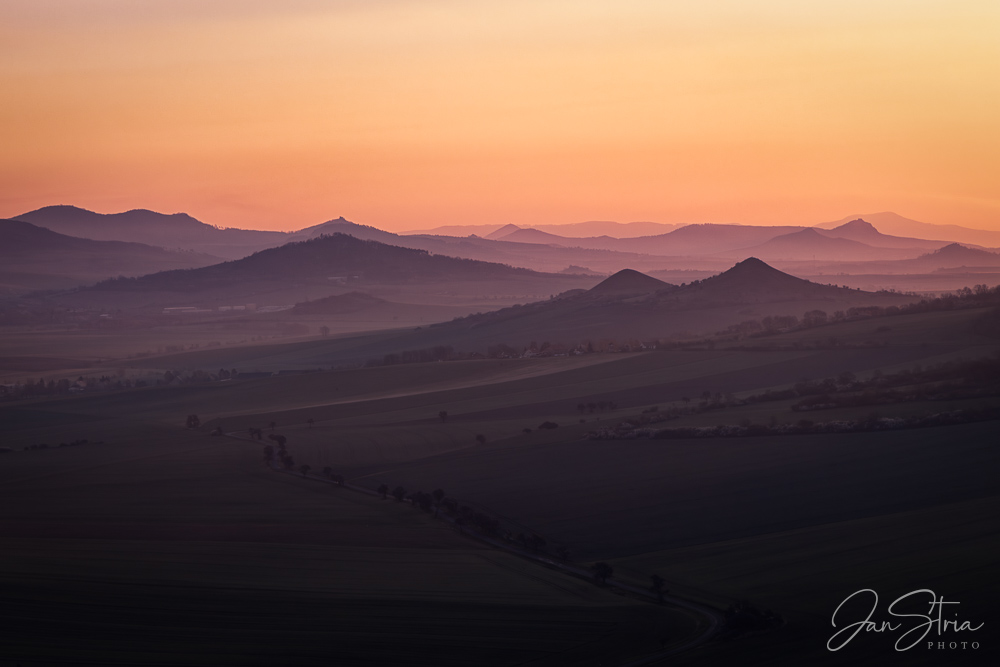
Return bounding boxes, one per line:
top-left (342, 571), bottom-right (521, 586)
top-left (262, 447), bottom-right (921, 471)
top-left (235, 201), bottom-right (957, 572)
top-left (87, 233), bottom-right (540, 294)
top-left (731, 228), bottom-right (921, 262)
top-left (493, 228), bottom-right (574, 245)
top-left (816, 212), bottom-right (1000, 247)
top-left (287, 217), bottom-right (404, 245)
top-left (327, 260), bottom-right (916, 358)
top-left (405, 220), bottom-right (682, 238)
top-left (916, 243), bottom-right (1000, 267)
top-left (14, 205), bottom-right (287, 259)
top-left (484, 223), bottom-right (522, 240)
top-left (662, 257), bottom-right (854, 303)
top-left (818, 218), bottom-right (945, 250)
top-left (610, 224), bottom-right (808, 256)
top-left (289, 292), bottom-right (388, 315)
top-left (587, 269), bottom-right (673, 295)
top-left (0, 219), bottom-right (222, 292)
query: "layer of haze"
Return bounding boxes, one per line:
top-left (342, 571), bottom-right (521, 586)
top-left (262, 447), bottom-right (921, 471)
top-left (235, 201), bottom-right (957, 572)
top-left (2, 0), bottom-right (998, 231)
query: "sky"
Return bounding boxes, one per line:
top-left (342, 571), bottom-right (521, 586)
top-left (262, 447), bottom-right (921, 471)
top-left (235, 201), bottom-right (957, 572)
top-left (1, 0), bottom-right (998, 232)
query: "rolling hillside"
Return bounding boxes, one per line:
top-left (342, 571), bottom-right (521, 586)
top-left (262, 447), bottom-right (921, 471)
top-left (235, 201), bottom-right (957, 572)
top-left (0, 219), bottom-right (223, 292)
top-left (14, 205), bottom-right (287, 259)
top-left (818, 218), bottom-right (945, 250)
top-left (731, 228), bottom-right (921, 262)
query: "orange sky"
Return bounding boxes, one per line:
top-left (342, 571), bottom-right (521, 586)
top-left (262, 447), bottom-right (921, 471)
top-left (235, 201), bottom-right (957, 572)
top-left (1, 1), bottom-right (998, 232)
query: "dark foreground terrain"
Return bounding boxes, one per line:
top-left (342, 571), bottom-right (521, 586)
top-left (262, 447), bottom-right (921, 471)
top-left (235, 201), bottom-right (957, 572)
top-left (2, 291), bottom-right (999, 666)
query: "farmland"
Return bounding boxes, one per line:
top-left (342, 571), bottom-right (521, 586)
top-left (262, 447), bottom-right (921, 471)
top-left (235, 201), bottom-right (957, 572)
top-left (0, 427), bottom-right (695, 666)
top-left (1, 300), bottom-right (997, 665)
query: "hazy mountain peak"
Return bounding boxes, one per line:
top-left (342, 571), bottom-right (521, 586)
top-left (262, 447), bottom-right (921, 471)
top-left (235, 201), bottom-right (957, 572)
top-left (921, 243), bottom-right (999, 261)
top-left (831, 218), bottom-right (879, 235)
top-left (589, 268), bottom-right (671, 294)
top-left (725, 256), bottom-right (777, 274)
top-left (484, 223), bottom-right (522, 240)
top-left (789, 227), bottom-right (826, 238)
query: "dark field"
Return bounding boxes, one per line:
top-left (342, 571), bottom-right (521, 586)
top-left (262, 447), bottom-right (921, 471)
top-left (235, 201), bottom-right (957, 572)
top-left (1, 306), bottom-right (998, 666)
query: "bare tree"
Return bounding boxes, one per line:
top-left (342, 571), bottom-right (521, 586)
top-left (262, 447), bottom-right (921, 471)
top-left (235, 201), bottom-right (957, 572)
top-left (650, 574), bottom-right (667, 603)
top-left (591, 562), bottom-right (613, 584)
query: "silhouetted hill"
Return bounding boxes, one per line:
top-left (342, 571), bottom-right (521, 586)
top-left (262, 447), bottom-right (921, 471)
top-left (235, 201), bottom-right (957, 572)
top-left (14, 205), bottom-right (287, 259)
top-left (734, 228), bottom-right (920, 262)
top-left (0, 219), bottom-right (222, 291)
top-left (288, 217), bottom-right (402, 245)
top-left (663, 257), bottom-right (852, 303)
top-left (820, 219), bottom-right (944, 250)
top-left (87, 233), bottom-right (539, 295)
top-left (494, 228), bottom-right (573, 245)
top-left (611, 224), bottom-right (808, 256)
top-left (816, 212), bottom-right (1000, 247)
top-left (588, 269), bottom-right (672, 295)
top-left (403, 220), bottom-right (683, 238)
top-left (485, 224), bottom-right (522, 240)
top-left (918, 244), bottom-right (1000, 266)
top-left (399, 261), bottom-right (914, 351)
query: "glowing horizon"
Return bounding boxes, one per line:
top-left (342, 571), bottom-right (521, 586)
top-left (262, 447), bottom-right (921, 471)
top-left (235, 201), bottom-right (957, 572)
top-left (2, 1), bottom-right (998, 232)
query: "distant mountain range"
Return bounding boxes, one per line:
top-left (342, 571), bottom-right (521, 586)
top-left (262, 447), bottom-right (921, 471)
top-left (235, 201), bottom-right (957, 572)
top-left (88, 233), bottom-right (538, 293)
top-left (0, 218), bottom-right (221, 292)
top-left (816, 218), bottom-right (943, 250)
top-left (13, 206), bottom-right (287, 259)
top-left (367, 258), bottom-right (919, 351)
top-left (732, 227), bottom-right (922, 262)
top-left (8, 206), bottom-right (998, 293)
top-left (816, 212), bottom-right (1000, 247)
top-left (407, 220), bottom-right (684, 238)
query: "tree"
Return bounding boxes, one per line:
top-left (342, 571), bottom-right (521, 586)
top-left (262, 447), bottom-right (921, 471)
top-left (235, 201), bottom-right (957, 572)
top-left (475, 434), bottom-right (487, 445)
top-left (262, 445), bottom-right (274, 460)
top-left (319, 325), bottom-right (331, 337)
top-left (592, 562), bottom-right (613, 584)
top-left (269, 420), bottom-right (277, 432)
top-left (299, 464), bottom-right (311, 477)
top-left (186, 414), bottom-right (200, 429)
top-left (391, 485), bottom-right (406, 502)
top-left (306, 418), bottom-right (315, 429)
top-left (322, 466), bottom-right (333, 479)
top-left (377, 483), bottom-right (389, 499)
top-left (650, 574), bottom-right (667, 603)
top-left (432, 488), bottom-right (445, 504)
top-left (438, 410), bottom-right (448, 422)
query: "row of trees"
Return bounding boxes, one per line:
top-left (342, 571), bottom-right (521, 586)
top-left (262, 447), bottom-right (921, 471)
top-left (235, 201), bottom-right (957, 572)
top-left (575, 401), bottom-right (618, 414)
top-left (718, 283), bottom-right (1000, 343)
top-left (262, 436), bottom-right (691, 613)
